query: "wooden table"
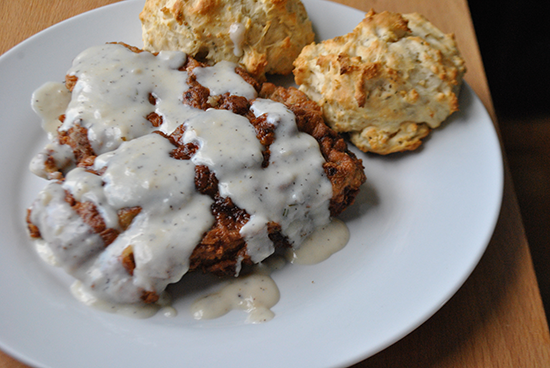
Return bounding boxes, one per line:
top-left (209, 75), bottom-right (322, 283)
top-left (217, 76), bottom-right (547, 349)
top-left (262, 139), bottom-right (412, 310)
top-left (1, 0), bottom-right (549, 366)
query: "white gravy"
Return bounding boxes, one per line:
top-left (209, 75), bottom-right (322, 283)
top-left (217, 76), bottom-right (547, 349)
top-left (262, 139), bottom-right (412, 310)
top-left (286, 218), bottom-right (350, 265)
top-left (229, 23), bottom-right (246, 57)
top-left (31, 81), bottom-right (71, 138)
top-left (191, 218), bottom-right (349, 323)
top-left (70, 280), bottom-right (172, 319)
top-left (28, 43), bottom-right (346, 320)
top-left (29, 44), bottom-right (258, 178)
top-left (191, 256), bottom-right (285, 323)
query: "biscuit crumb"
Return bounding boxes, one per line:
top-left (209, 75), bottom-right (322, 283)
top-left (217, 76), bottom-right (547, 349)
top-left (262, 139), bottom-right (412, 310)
top-left (293, 10), bottom-right (466, 154)
top-left (140, 0), bottom-right (315, 79)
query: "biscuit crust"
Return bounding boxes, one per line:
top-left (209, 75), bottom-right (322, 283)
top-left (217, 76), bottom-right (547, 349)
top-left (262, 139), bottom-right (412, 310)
top-left (293, 10), bottom-right (466, 154)
top-left (140, 0), bottom-right (315, 79)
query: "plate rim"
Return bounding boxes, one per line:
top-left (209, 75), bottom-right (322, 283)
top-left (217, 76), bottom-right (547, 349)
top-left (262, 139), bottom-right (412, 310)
top-left (0, 1), bottom-right (504, 367)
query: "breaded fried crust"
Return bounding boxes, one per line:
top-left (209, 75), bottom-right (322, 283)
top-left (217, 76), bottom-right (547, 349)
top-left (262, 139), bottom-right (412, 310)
top-left (28, 83), bottom-right (365, 279)
top-left (27, 44), bottom-right (366, 305)
top-left (260, 83), bottom-right (366, 216)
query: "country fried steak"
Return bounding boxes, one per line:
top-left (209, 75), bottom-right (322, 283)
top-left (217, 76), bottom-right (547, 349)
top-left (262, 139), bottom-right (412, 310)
top-left (26, 43), bottom-right (366, 305)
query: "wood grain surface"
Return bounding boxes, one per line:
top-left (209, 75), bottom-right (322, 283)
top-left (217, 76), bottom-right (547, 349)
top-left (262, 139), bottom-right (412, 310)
top-left (1, 1), bottom-right (549, 367)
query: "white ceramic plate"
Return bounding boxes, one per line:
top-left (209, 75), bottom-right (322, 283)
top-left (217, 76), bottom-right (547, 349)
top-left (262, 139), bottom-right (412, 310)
top-left (0, 1), bottom-right (503, 367)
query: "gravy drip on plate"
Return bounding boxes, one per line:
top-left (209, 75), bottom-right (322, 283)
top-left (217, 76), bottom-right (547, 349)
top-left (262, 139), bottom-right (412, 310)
top-left (286, 218), bottom-right (349, 265)
top-left (193, 60), bottom-right (255, 99)
top-left (192, 219), bottom-right (349, 323)
top-left (70, 280), bottom-right (173, 319)
top-left (27, 43), bottom-right (336, 314)
top-left (191, 256), bottom-right (285, 323)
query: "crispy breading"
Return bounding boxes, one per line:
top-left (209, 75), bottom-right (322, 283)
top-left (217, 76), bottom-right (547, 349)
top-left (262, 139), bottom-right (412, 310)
top-left (28, 84), bottom-right (365, 279)
top-left (259, 83), bottom-right (366, 216)
top-left (27, 48), bottom-right (366, 301)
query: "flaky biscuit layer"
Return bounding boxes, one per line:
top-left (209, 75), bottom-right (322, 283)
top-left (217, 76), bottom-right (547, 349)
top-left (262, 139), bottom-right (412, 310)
top-left (293, 10), bottom-right (466, 154)
top-left (140, 0), bottom-right (314, 79)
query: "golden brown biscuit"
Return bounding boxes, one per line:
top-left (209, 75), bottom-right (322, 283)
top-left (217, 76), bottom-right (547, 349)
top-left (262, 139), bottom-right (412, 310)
top-left (140, 0), bottom-right (315, 79)
top-left (293, 10), bottom-right (466, 154)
